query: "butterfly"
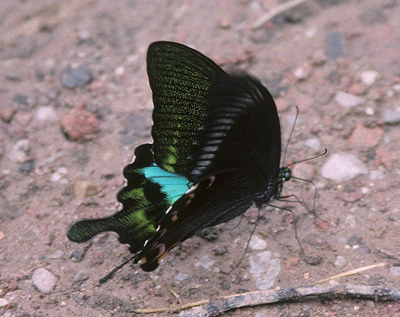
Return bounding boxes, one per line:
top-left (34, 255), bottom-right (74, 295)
top-left (67, 41), bottom-right (291, 274)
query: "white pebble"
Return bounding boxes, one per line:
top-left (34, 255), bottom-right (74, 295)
top-left (249, 235), bottom-right (267, 250)
top-left (32, 268), bottom-right (58, 294)
top-left (0, 298), bottom-right (9, 308)
top-left (390, 266), bottom-right (400, 276)
top-left (9, 139), bottom-right (30, 163)
top-left (304, 137), bottom-right (322, 150)
top-left (321, 152), bottom-right (368, 182)
top-left (36, 106), bottom-right (57, 121)
top-left (360, 70), bottom-right (378, 86)
top-left (334, 255), bottom-right (347, 268)
top-left (335, 92), bottom-right (365, 108)
top-left (174, 273), bottom-right (189, 281)
top-left (249, 251), bottom-right (280, 290)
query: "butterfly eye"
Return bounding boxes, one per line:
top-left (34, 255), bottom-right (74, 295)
top-left (284, 170), bottom-right (291, 181)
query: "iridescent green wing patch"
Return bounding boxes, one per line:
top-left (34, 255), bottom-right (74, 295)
top-left (67, 144), bottom-right (191, 253)
top-left (148, 41), bottom-right (227, 175)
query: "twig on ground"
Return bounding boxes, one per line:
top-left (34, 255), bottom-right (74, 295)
top-left (315, 262), bottom-right (388, 284)
top-left (252, 0), bottom-right (310, 30)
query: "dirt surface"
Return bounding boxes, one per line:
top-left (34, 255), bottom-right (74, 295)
top-left (1, 0), bottom-right (400, 316)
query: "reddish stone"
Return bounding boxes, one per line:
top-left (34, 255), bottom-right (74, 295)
top-left (337, 188), bottom-right (363, 203)
top-left (60, 109), bottom-right (99, 141)
top-left (90, 79), bottom-right (106, 93)
top-left (0, 108), bottom-right (16, 122)
top-left (375, 147), bottom-right (398, 168)
top-left (347, 123), bottom-right (384, 147)
top-left (315, 218), bottom-right (330, 230)
top-left (348, 82), bottom-right (367, 95)
top-left (27, 202), bottom-right (44, 218)
top-left (285, 257), bottom-right (300, 269)
top-left (14, 111), bottom-right (32, 126)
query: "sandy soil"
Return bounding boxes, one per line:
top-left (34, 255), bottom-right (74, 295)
top-left (1, 0), bottom-right (400, 316)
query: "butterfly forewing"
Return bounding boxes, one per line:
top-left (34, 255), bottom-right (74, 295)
top-left (148, 42), bottom-right (226, 175)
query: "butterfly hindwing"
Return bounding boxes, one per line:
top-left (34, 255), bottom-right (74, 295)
top-left (67, 144), bottom-right (191, 253)
top-left (135, 172), bottom-right (259, 271)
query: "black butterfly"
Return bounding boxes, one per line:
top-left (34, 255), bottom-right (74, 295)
top-left (67, 41), bottom-right (291, 273)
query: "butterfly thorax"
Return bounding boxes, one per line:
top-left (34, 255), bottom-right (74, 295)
top-left (255, 166), bottom-right (291, 208)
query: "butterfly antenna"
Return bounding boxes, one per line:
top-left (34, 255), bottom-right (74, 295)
top-left (99, 255), bottom-right (136, 284)
top-left (282, 106), bottom-right (299, 166)
top-left (227, 209), bottom-right (260, 274)
top-left (286, 148), bottom-right (327, 168)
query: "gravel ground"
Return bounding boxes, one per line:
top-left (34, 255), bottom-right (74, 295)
top-left (1, 1), bottom-right (400, 316)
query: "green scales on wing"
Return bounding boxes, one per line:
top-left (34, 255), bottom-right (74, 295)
top-left (67, 42), bottom-right (226, 253)
top-left (149, 42), bottom-right (226, 174)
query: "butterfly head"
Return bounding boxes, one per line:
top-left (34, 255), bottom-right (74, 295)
top-left (279, 166), bottom-right (291, 182)
top-left (272, 166), bottom-right (291, 200)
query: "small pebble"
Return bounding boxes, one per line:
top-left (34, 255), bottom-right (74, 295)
top-left (213, 246), bottom-right (228, 255)
top-left (6, 73), bottom-right (23, 81)
top-left (61, 65), bottom-right (93, 88)
top-left (375, 147), bottom-right (398, 169)
top-left (36, 106), bottom-right (57, 121)
top-left (347, 123), bottom-right (384, 147)
top-left (60, 109), bottom-right (99, 141)
top-left (0, 108), bottom-right (16, 122)
top-left (13, 93), bottom-right (29, 106)
top-left (70, 249), bottom-right (85, 262)
top-left (249, 251), bottom-right (280, 290)
top-left (0, 298), bottom-right (9, 308)
top-left (195, 256), bottom-right (215, 270)
top-left (383, 108), bottom-right (400, 125)
top-left (365, 107), bottom-right (375, 116)
top-left (335, 92), bottom-right (365, 107)
top-left (348, 82), bottom-right (367, 96)
top-left (14, 111), bottom-right (33, 126)
top-left (321, 152), bottom-right (369, 182)
top-left (359, 8), bottom-right (386, 24)
top-left (293, 65), bottom-right (312, 80)
top-left (284, 257), bottom-right (300, 269)
top-left (198, 227), bottom-right (218, 241)
top-left (337, 188), bottom-right (363, 203)
top-left (356, 246), bottom-right (371, 255)
top-left (32, 268), bottom-right (58, 294)
top-left (19, 160), bottom-right (35, 173)
top-left (360, 70), bottom-right (379, 86)
top-left (6, 35), bottom-right (37, 59)
top-left (174, 273), bottom-right (189, 281)
top-left (334, 255), bottom-right (347, 268)
top-left (304, 137), bottom-right (322, 150)
top-left (72, 180), bottom-right (101, 201)
top-left (50, 167), bottom-right (68, 182)
top-left (249, 235), bottom-right (267, 251)
top-left (311, 49), bottom-right (326, 66)
top-left (325, 31), bottom-right (345, 59)
top-left (9, 139), bottom-right (30, 163)
top-left (45, 88), bottom-right (60, 101)
top-left (389, 266), bottom-right (400, 276)
top-left (49, 250), bottom-right (63, 259)
top-left (73, 271), bottom-right (89, 282)
top-left (114, 66), bottom-right (125, 76)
